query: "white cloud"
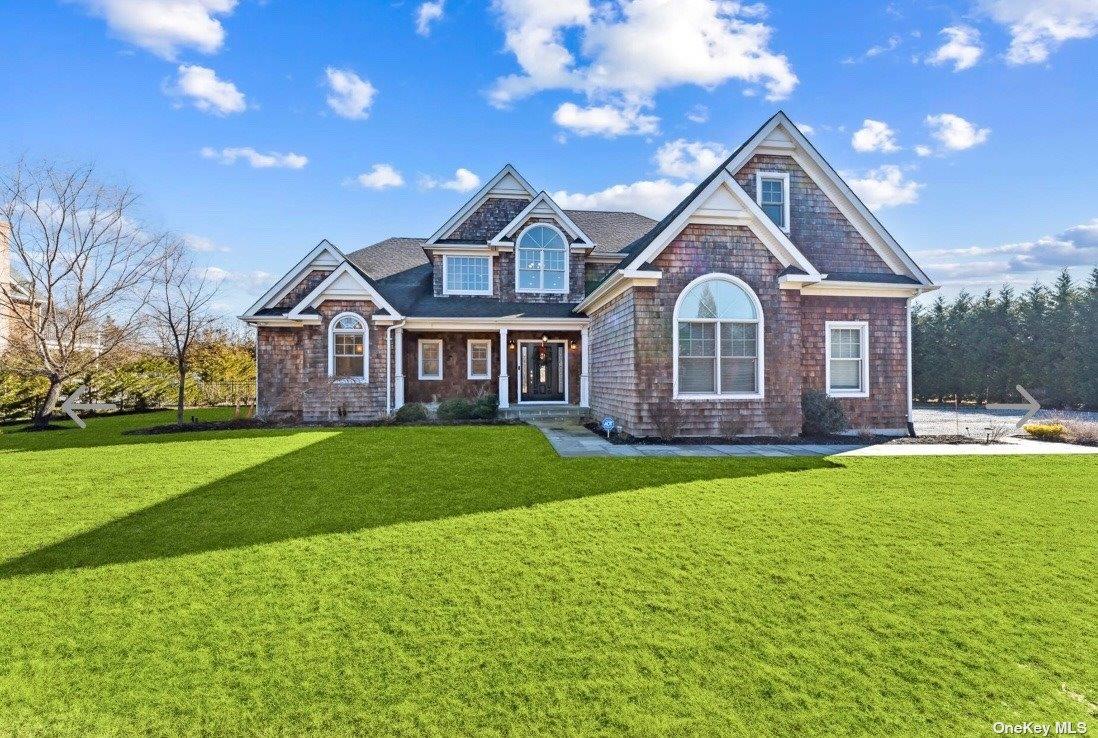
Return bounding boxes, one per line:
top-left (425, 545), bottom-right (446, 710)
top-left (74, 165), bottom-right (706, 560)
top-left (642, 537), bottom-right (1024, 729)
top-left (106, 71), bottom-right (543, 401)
top-left (925, 113), bottom-right (990, 151)
top-left (851, 119), bottom-right (900, 153)
top-left (325, 67), bottom-right (377, 120)
top-left (843, 33), bottom-right (902, 64)
top-left (202, 266), bottom-right (274, 295)
top-left (915, 145), bottom-right (933, 157)
top-left (980, 0), bottom-right (1098, 64)
top-left (74, 0), bottom-right (238, 60)
top-left (166, 64), bottom-right (246, 115)
top-left (354, 164), bottom-right (405, 190)
top-left (926, 25), bottom-right (983, 71)
top-left (794, 121), bottom-right (814, 136)
top-left (686, 104), bottom-right (709, 123)
top-left (201, 147), bottom-right (308, 169)
top-left (844, 165), bottom-right (922, 210)
top-left (553, 101), bottom-right (659, 137)
top-left (654, 139), bottom-right (729, 179)
top-left (420, 168), bottom-right (482, 193)
top-left (184, 234), bottom-right (230, 253)
top-left (416, 1), bottom-right (445, 36)
top-left (551, 179), bottom-right (695, 218)
top-left (922, 218), bottom-right (1098, 280)
top-left (489, 0), bottom-right (798, 110)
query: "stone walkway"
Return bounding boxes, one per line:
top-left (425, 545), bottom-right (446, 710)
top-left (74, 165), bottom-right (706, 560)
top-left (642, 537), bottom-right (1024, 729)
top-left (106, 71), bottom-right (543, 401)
top-left (531, 419), bottom-right (1098, 458)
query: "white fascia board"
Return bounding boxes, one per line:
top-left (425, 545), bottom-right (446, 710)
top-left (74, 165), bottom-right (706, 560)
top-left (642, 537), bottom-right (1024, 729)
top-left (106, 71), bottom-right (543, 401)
top-left (423, 244), bottom-right (494, 255)
top-left (242, 240), bottom-right (345, 317)
top-left (798, 281), bottom-right (936, 298)
top-left (402, 317), bottom-right (590, 331)
top-left (238, 315), bottom-right (322, 327)
top-left (727, 112), bottom-right (934, 286)
top-left (574, 269), bottom-right (662, 315)
top-left (425, 164), bottom-right (536, 245)
top-left (286, 261), bottom-right (402, 319)
top-left (622, 171), bottom-right (820, 279)
top-left (488, 191), bottom-right (595, 248)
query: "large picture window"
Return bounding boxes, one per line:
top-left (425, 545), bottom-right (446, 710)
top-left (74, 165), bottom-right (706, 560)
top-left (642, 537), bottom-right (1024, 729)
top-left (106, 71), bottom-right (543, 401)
top-left (826, 321), bottom-right (869, 397)
top-left (444, 255), bottom-right (491, 295)
top-left (673, 274), bottom-right (764, 399)
top-left (516, 224), bottom-right (568, 293)
top-left (328, 313), bottom-right (368, 381)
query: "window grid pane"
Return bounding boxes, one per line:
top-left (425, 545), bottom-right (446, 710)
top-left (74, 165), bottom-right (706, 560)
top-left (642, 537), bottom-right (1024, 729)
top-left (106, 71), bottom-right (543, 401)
top-left (469, 342), bottom-right (489, 377)
top-left (830, 328), bottom-right (862, 359)
top-left (446, 256), bottom-right (491, 293)
top-left (334, 355), bottom-right (363, 377)
top-left (421, 343), bottom-right (441, 377)
top-left (517, 226), bottom-right (567, 292)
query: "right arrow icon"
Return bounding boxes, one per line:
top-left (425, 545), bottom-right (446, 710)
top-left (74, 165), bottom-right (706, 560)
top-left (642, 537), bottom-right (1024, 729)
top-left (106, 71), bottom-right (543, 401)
top-left (988, 384), bottom-right (1042, 428)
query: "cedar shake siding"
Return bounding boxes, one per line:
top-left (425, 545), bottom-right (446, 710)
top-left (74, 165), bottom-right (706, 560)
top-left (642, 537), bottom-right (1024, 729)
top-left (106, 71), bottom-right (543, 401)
top-left (734, 154), bottom-right (893, 275)
top-left (587, 289), bottom-right (641, 429)
top-left (632, 223), bottom-right (803, 437)
top-left (800, 296), bottom-right (908, 430)
top-left (272, 269), bottom-right (333, 310)
top-left (257, 300), bottom-right (388, 422)
top-left (446, 197), bottom-right (530, 242)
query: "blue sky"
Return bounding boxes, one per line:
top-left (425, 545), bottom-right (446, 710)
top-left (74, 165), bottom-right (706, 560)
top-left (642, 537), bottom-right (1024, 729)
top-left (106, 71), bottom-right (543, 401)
top-left (2, 0), bottom-right (1096, 311)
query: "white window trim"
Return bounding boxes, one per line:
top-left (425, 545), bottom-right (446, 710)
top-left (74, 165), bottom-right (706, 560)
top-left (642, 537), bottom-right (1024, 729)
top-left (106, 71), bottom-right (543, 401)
top-left (467, 338), bottom-right (492, 380)
top-left (442, 254), bottom-right (493, 296)
top-left (514, 223), bottom-right (570, 295)
top-left (825, 320), bottom-right (870, 398)
top-left (327, 312), bottom-right (369, 383)
top-left (755, 171), bottom-right (791, 234)
top-left (418, 338), bottom-right (444, 380)
top-left (672, 273), bottom-right (765, 400)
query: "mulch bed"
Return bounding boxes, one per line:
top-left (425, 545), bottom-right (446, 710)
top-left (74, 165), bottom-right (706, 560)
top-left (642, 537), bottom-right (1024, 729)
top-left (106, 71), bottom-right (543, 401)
top-left (126, 417), bottom-right (525, 435)
top-left (583, 422), bottom-right (1002, 446)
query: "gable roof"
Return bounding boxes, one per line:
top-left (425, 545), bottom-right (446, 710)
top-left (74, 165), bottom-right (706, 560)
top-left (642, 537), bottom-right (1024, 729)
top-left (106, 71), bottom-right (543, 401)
top-left (285, 260), bottom-right (402, 319)
top-left (241, 239), bottom-right (344, 318)
top-left (425, 164), bottom-right (536, 245)
top-left (347, 237), bottom-right (429, 279)
top-left (617, 111), bottom-right (933, 286)
top-left (488, 192), bottom-right (595, 247)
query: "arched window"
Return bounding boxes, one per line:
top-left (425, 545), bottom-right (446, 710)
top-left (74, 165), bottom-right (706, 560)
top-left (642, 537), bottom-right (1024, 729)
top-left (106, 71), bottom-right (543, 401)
top-left (516, 224), bottom-right (568, 293)
top-left (673, 274), bottom-right (764, 399)
top-left (328, 313), bottom-right (368, 380)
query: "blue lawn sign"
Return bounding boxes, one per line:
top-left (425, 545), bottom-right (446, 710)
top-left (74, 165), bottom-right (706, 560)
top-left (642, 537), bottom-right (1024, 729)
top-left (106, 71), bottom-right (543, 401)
top-left (600, 416), bottom-right (616, 438)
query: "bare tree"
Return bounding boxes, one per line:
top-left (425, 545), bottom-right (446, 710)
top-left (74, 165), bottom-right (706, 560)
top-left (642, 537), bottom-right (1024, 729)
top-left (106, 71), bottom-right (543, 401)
top-left (147, 242), bottom-right (221, 424)
top-left (0, 161), bottom-right (167, 426)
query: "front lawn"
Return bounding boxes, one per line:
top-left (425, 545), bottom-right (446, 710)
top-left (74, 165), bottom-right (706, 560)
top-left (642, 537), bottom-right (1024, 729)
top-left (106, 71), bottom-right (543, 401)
top-left (2, 410), bottom-right (1095, 735)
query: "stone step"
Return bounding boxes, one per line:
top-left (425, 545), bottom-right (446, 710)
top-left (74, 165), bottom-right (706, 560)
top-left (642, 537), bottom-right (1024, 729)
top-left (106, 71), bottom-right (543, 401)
top-left (501, 405), bottom-right (591, 421)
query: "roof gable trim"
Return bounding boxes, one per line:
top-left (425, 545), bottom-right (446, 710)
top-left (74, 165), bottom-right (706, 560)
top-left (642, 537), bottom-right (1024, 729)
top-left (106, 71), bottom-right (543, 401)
top-left (242, 239), bottom-right (343, 318)
top-left (425, 164), bottom-right (536, 245)
top-left (488, 192), bottom-right (595, 247)
top-left (286, 261), bottom-right (402, 319)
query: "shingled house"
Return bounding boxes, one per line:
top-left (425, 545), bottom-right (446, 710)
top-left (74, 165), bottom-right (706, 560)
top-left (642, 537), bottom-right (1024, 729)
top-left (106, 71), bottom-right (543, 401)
top-left (241, 112), bottom-right (936, 436)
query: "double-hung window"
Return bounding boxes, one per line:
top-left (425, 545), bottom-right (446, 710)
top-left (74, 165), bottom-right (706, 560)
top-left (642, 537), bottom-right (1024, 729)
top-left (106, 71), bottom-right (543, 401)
top-left (674, 275), bottom-right (764, 399)
top-left (467, 339), bottom-right (491, 379)
top-left (418, 339), bottom-right (443, 380)
top-left (756, 172), bottom-right (790, 232)
top-left (826, 321), bottom-right (869, 397)
top-left (516, 224), bottom-right (568, 293)
top-left (443, 255), bottom-right (491, 295)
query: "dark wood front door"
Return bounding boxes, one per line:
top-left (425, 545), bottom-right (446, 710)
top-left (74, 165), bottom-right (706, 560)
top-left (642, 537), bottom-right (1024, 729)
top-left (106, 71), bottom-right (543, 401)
top-left (519, 341), bottom-right (566, 402)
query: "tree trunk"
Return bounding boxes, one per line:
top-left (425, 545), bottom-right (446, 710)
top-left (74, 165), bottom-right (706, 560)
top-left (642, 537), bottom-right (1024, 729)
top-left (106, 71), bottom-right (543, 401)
top-left (176, 362), bottom-right (187, 425)
top-left (33, 377), bottom-right (64, 428)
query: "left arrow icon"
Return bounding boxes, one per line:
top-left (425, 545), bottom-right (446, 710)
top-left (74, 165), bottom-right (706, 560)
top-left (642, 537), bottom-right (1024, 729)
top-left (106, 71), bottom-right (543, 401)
top-left (61, 385), bottom-right (118, 429)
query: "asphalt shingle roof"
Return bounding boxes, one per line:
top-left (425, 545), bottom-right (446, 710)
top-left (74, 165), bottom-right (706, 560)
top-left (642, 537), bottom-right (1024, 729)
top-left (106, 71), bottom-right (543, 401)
top-left (562, 210), bottom-right (656, 254)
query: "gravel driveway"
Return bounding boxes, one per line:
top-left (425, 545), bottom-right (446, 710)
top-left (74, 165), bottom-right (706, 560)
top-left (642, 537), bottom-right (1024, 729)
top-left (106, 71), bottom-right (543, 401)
top-left (912, 405), bottom-right (1097, 438)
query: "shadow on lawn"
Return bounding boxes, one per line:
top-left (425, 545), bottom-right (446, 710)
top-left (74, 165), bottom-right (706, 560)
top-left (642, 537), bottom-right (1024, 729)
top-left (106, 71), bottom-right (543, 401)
top-left (0, 426), bottom-right (839, 577)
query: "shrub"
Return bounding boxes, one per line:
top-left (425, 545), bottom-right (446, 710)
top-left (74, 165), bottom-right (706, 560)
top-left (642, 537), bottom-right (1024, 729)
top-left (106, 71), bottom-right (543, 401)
top-left (1024, 422), bottom-right (1064, 441)
top-left (392, 402), bottom-right (428, 423)
top-left (472, 394), bottom-right (499, 420)
top-left (1062, 420), bottom-right (1098, 446)
top-left (437, 397), bottom-right (475, 421)
top-left (651, 402), bottom-right (681, 441)
top-left (801, 390), bottom-right (847, 436)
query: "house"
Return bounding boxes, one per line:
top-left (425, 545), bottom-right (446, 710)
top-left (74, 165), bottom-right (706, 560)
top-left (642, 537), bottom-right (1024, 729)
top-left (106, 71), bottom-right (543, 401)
top-left (241, 112), bottom-right (937, 436)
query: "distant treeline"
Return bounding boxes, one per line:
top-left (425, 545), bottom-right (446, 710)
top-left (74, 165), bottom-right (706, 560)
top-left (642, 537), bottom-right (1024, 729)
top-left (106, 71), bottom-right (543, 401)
top-left (912, 268), bottom-right (1098, 409)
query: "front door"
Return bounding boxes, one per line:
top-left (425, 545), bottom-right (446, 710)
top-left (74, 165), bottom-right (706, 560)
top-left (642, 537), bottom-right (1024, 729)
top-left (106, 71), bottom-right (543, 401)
top-left (519, 341), bottom-right (566, 402)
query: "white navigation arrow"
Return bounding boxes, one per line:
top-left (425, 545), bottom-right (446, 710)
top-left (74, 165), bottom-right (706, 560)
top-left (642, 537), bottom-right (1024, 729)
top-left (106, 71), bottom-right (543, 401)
top-left (987, 384), bottom-right (1042, 429)
top-left (61, 385), bottom-right (118, 429)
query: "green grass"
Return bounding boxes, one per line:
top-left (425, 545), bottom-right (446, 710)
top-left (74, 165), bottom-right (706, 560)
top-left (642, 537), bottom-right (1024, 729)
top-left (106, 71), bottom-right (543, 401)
top-left (1, 410), bottom-right (1095, 735)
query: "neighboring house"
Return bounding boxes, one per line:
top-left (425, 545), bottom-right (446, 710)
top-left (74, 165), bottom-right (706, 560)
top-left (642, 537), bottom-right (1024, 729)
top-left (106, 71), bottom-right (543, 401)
top-left (241, 112), bottom-right (936, 436)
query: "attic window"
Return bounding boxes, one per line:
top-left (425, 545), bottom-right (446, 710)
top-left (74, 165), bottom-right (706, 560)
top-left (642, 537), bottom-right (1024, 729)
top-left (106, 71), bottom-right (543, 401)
top-left (756, 172), bottom-right (790, 232)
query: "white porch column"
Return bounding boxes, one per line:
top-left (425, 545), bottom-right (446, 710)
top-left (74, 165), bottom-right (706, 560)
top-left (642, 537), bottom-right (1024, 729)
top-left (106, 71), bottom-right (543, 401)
top-left (579, 326), bottom-right (590, 407)
top-left (394, 326), bottom-right (405, 410)
top-left (498, 327), bottom-right (510, 409)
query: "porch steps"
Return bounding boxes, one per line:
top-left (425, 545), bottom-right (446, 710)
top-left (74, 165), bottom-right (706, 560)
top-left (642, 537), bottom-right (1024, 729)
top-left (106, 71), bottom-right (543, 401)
top-left (501, 405), bottom-right (591, 421)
